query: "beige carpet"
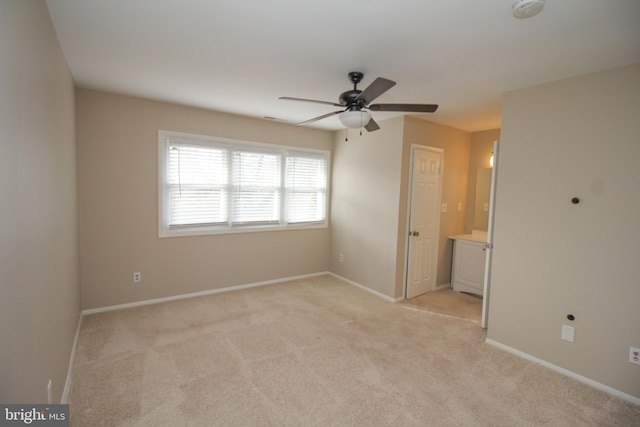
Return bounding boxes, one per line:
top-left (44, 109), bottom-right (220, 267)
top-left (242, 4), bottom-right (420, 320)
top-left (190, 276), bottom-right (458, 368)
top-left (69, 275), bottom-right (639, 426)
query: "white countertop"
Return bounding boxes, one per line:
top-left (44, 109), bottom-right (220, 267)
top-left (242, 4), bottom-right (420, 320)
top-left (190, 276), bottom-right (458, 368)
top-left (449, 234), bottom-right (487, 243)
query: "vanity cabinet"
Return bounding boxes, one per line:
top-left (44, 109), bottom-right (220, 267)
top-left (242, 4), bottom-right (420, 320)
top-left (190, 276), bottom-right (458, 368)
top-left (451, 236), bottom-right (486, 296)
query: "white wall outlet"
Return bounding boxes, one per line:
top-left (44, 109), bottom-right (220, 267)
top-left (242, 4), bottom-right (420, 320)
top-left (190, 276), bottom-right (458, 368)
top-left (338, 254), bottom-right (344, 263)
top-left (630, 347), bottom-right (640, 365)
top-left (561, 325), bottom-right (575, 342)
top-left (47, 379), bottom-right (53, 404)
top-left (441, 203), bottom-right (448, 213)
top-left (133, 272), bottom-right (142, 283)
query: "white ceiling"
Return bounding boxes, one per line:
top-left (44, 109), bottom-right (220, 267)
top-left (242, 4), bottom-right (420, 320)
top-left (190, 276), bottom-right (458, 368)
top-left (45, 0), bottom-right (640, 133)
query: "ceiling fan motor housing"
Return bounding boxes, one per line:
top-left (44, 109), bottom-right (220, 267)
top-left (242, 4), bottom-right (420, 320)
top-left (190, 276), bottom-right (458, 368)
top-left (339, 90), bottom-right (363, 107)
top-left (341, 71), bottom-right (365, 107)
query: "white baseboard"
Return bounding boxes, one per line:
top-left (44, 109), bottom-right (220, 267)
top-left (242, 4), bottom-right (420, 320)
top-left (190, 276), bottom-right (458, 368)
top-left (82, 271), bottom-right (329, 315)
top-left (328, 272), bottom-right (402, 303)
top-left (434, 283), bottom-right (451, 291)
top-left (61, 312), bottom-right (82, 404)
top-left (485, 338), bottom-right (640, 406)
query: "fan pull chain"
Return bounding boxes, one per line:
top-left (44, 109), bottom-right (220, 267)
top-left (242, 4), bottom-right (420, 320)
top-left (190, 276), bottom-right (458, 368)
top-left (344, 129), bottom-right (348, 142)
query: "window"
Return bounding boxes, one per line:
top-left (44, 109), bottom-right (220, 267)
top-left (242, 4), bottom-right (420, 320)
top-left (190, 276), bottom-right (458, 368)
top-left (159, 131), bottom-right (329, 237)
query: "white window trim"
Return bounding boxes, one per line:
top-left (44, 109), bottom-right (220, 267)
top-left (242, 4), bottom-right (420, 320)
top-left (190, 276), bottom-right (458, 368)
top-left (158, 130), bottom-right (330, 238)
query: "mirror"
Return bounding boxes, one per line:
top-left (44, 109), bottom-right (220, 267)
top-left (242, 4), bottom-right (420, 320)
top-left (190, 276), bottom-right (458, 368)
top-left (473, 168), bottom-right (491, 230)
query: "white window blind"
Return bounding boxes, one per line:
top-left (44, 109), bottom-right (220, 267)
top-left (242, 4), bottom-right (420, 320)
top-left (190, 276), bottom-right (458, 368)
top-left (159, 131), bottom-right (329, 237)
top-left (168, 143), bottom-right (229, 227)
top-left (231, 149), bottom-right (281, 225)
top-left (285, 154), bottom-right (327, 224)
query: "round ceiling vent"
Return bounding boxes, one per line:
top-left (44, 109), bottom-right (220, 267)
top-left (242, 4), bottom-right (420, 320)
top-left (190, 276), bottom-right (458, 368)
top-left (512, 0), bottom-right (545, 19)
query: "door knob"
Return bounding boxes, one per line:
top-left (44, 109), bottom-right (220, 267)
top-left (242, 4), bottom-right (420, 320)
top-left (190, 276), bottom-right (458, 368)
top-left (412, 231), bottom-right (420, 237)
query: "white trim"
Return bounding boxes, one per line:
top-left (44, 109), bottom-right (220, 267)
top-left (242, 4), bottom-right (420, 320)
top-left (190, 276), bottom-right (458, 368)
top-left (485, 338), bottom-right (640, 406)
top-left (328, 272), bottom-right (402, 303)
top-left (157, 130), bottom-right (330, 238)
top-left (82, 272), bottom-right (328, 315)
top-left (434, 283), bottom-right (451, 291)
top-left (61, 313), bottom-right (82, 404)
top-left (481, 140), bottom-right (500, 329)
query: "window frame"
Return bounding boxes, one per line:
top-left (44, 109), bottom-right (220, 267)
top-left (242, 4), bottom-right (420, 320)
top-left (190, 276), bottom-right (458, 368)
top-left (158, 130), bottom-right (330, 238)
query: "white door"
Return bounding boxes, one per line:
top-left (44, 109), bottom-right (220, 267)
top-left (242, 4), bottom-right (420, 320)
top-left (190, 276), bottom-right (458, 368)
top-left (481, 140), bottom-right (499, 328)
top-left (406, 147), bottom-right (443, 299)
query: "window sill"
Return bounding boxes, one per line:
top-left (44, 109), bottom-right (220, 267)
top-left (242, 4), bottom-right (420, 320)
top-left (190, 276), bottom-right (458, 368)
top-left (158, 222), bottom-right (328, 238)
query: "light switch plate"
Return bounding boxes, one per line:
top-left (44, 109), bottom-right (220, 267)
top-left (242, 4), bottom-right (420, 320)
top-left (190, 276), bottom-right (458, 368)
top-left (441, 203), bottom-right (447, 213)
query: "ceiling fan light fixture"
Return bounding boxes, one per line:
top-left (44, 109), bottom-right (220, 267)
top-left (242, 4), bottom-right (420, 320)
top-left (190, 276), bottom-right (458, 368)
top-left (512, 0), bottom-right (544, 19)
top-left (339, 110), bottom-right (371, 128)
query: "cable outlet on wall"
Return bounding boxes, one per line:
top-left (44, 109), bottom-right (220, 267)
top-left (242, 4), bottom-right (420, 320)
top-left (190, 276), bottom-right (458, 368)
top-left (133, 272), bottom-right (142, 283)
top-left (630, 347), bottom-right (640, 365)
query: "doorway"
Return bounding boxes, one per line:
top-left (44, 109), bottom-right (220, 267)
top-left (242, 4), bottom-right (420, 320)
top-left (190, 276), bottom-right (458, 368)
top-left (405, 146), bottom-right (443, 299)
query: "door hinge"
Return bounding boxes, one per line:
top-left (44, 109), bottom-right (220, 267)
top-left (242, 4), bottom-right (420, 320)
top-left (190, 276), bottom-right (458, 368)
top-left (485, 242), bottom-right (493, 249)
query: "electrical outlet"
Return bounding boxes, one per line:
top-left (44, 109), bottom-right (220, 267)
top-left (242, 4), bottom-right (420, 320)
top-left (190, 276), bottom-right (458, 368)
top-left (441, 203), bottom-right (448, 213)
top-left (338, 254), bottom-right (344, 263)
top-left (630, 347), bottom-right (640, 365)
top-left (133, 272), bottom-right (142, 283)
top-left (47, 379), bottom-right (53, 404)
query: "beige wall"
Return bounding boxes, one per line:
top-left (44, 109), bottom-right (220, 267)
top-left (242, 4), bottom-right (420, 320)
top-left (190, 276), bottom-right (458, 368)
top-left (76, 89), bottom-right (333, 309)
top-left (330, 117), bottom-right (405, 298)
top-left (488, 64), bottom-right (640, 398)
top-left (400, 117), bottom-right (471, 292)
top-left (465, 129), bottom-right (500, 233)
top-left (330, 116), bottom-right (471, 299)
top-left (0, 0), bottom-right (80, 403)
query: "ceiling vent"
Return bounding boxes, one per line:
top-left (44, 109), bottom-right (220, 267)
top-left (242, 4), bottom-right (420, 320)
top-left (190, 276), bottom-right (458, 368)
top-left (512, 0), bottom-right (545, 19)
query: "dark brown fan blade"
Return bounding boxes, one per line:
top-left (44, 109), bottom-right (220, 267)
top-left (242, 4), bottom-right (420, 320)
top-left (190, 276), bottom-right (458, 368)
top-left (369, 103), bottom-right (438, 113)
top-left (364, 118), bottom-right (380, 132)
top-left (355, 77), bottom-right (396, 105)
top-left (297, 110), bottom-right (343, 126)
top-left (279, 97), bottom-right (343, 107)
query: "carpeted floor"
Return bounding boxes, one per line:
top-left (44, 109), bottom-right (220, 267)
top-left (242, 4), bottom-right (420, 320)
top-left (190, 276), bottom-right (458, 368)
top-left (69, 275), bottom-right (640, 426)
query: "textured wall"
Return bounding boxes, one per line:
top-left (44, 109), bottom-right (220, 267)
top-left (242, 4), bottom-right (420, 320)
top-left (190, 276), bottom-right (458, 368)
top-left (400, 117), bottom-right (471, 293)
top-left (330, 117), bottom-right (405, 298)
top-left (76, 89), bottom-right (333, 309)
top-left (488, 64), bottom-right (640, 399)
top-left (0, 0), bottom-right (80, 403)
top-left (330, 115), bottom-right (472, 299)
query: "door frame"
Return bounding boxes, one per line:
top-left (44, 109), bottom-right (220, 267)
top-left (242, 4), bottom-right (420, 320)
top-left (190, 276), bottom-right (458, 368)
top-left (403, 144), bottom-right (444, 299)
top-left (481, 140), bottom-right (499, 328)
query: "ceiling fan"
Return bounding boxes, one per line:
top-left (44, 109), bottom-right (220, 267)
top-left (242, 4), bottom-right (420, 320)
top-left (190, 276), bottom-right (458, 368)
top-left (279, 71), bottom-right (438, 132)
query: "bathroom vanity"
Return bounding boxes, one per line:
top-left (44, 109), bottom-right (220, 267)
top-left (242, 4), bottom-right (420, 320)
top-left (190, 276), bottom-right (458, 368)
top-left (449, 233), bottom-right (487, 296)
